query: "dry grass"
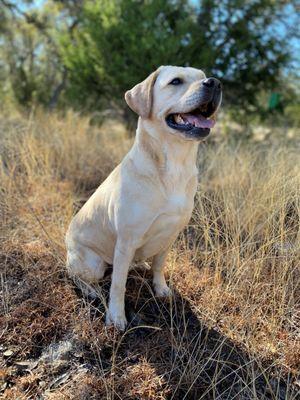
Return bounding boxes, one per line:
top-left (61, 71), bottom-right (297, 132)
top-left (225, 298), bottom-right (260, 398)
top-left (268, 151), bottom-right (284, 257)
top-left (0, 110), bottom-right (299, 399)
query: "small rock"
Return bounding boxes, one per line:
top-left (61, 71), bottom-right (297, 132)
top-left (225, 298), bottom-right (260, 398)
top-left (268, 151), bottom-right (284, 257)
top-left (1, 382), bottom-right (8, 392)
top-left (3, 349), bottom-right (14, 357)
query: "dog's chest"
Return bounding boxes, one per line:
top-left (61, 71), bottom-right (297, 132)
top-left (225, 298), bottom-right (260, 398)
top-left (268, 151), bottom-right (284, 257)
top-left (160, 185), bottom-right (195, 230)
top-left (163, 170), bottom-right (198, 218)
top-left (163, 172), bottom-right (198, 216)
top-left (152, 191), bottom-right (193, 238)
top-left (165, 192), bottom-right (191, 215)
top-left (135, 177), bottom-right (197, 260)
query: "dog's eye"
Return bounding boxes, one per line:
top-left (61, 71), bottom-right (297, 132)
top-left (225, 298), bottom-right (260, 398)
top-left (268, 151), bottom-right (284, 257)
top-left (169, 78), bottom-right (183, 85)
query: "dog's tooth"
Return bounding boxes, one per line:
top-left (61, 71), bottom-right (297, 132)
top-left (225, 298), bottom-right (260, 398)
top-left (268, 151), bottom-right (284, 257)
top-left (175, 114), bottom-right (184, 124)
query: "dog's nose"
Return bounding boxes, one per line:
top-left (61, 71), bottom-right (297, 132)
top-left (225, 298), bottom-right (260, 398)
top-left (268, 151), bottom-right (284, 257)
top-left (202, 77), bottom-right (222, 91)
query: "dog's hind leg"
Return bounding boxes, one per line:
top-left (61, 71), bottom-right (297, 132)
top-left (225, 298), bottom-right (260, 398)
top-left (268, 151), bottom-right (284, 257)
top-left (66, 243), bottom-right (107, 298)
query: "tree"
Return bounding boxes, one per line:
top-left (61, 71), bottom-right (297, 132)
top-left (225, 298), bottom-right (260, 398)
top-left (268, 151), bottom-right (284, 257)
top-left (0, 0), bottom-right (66, 108)
top-left (0, 0), bottom-right (298, 121)
top-left (193, 0), bottom-right (297, 116)
top-left (59, 0), bottom-right (197, 112)
top-left (59, 0), bottom-right (298, 118)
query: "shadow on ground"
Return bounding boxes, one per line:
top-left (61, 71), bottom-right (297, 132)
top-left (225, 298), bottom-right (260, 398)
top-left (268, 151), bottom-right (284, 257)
top-left (72, 267), bottom-right (297, 400)
top-left (1, 252), bottom-right (298, 399)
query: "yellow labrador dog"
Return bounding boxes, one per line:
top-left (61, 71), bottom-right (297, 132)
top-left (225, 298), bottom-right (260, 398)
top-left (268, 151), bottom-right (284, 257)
top-left (66, 66), bottom-right (222, 330)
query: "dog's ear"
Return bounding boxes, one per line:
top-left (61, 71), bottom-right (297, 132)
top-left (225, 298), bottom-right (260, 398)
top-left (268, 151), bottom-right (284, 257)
top-left (125, 67), bottom-right (161, 119)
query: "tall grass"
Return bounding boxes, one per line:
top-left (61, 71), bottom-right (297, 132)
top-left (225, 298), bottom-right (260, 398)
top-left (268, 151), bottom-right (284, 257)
top-left (174, 142), bottom-right (300, 368)
top-left (0, 110), bottom-right (299, 399)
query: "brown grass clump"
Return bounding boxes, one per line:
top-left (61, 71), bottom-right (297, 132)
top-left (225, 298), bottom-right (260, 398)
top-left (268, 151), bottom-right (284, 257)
top-left (0, 110), bottom-right (299, 399)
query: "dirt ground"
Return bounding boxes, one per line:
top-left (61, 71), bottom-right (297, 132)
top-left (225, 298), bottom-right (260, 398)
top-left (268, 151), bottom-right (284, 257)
top-left (1, 112), bottom-right (299, 399)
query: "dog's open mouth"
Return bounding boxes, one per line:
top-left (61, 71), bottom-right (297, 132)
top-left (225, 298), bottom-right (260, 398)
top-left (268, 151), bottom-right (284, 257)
top-left (166, 103), bottom-right (217, 139)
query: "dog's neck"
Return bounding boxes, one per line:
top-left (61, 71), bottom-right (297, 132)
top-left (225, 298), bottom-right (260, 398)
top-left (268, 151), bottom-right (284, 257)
top-left (131, 118), bottom-right (199, 184)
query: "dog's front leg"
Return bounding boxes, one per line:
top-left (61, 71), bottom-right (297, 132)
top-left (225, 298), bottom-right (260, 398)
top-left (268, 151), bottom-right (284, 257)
top-left (106, 240), bottom-right (135, 330)
top-left (152, 249), bottom-right (172, 297)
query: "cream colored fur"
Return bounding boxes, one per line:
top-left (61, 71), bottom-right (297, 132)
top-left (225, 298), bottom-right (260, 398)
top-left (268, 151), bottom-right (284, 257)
top-left (66, 66), bottom-right (216, 329)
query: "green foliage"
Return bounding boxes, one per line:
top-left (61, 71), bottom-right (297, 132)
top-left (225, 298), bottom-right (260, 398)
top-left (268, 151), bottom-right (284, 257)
top-left (0, 0), bottom-right (299, 124)
top-left (194, 0), bottom-right (291, 112)
top-left (0, 1), bottom-right (65, 109)
top-left (60, 0), bottom-right (197, 109)
top-left (59, 0), bottom-right (297, 117)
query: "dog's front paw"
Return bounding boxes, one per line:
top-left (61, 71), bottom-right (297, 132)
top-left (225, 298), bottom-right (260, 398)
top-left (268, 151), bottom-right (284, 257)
top-left (106, 310), bottom-right (127, 331)
top-left (154, 284), bottom-right (172, 297)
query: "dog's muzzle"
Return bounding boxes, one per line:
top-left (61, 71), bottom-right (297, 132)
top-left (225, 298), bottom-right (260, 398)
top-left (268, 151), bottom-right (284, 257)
top-left (199, 77), bottom-right (222, 116)
top-left (166, 77), bottom-right (222, 140)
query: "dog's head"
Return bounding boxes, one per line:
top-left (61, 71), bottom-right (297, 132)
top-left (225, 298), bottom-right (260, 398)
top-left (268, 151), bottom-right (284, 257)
top-left (125, 66), bottom-right (222, 141)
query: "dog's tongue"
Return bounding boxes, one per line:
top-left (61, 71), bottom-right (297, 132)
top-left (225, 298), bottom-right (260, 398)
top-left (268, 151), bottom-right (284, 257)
top-left (182, 113), bottom-right (215, 129)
